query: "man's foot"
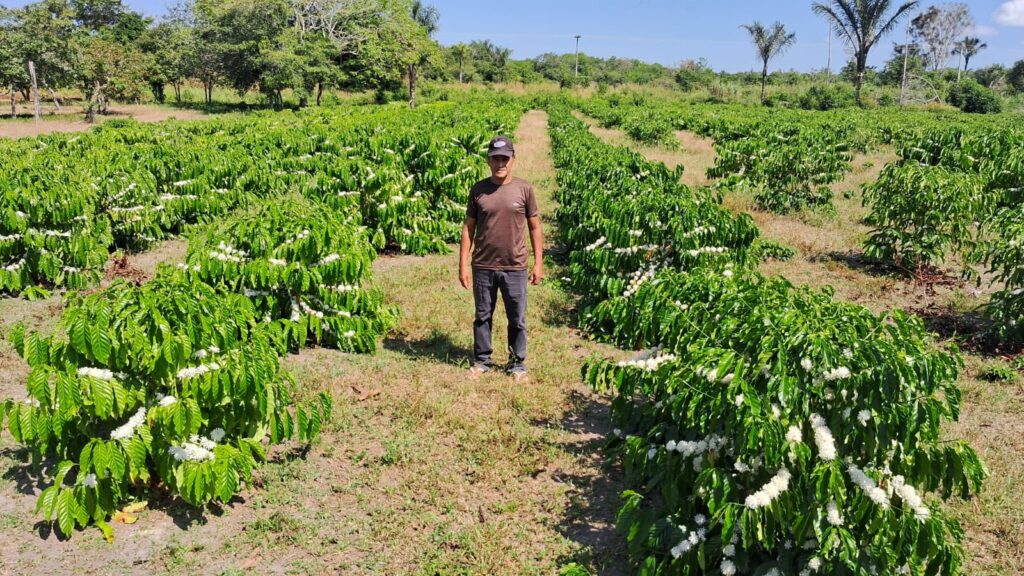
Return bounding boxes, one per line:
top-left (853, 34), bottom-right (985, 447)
top-left (469, 365), bottom-right (490, 380)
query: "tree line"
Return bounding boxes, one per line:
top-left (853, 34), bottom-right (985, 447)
top-left (2, 0), bottom-right (1022, 119)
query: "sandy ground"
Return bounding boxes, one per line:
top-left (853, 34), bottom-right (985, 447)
top-left (0, 105), bottom-right (208, 139)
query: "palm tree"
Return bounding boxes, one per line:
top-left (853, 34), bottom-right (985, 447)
top-left (740, 21), bottom-right (796, 104)
top-left (812, 0), bottom-right (919, 105)
top-left (407, 1), bottom-right (438, 108)
top-left (411, 1), bottom-right (439, 35)
top-left (952, 36), bottom-right (986, 76)
top-left (451, 43), bottom-right (468, 83)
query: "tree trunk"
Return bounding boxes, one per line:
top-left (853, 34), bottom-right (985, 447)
top-left (760, 61), bottom-right (768, 104)
top-left (9, 85), bottom-right (15, 118)
top-left (173, 81), bottom-right (181, 103)
top-left (316, 83), bottom-right (323, 106)
top-left (408, 63), bottom-right (417, 109)
top-left (28, 60), bottom-right (41, 120)
top-left (458, 60), bottom-right (463, 84)
top-left (41, 79), bottom-right (61, 113)
top-left (85, 81), bottom-right (101, 123)
top-left (855, 53), bottom-right (866, 106)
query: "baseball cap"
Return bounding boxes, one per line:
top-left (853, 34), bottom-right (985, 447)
top-left (487, 135), bottom-right (515, 158)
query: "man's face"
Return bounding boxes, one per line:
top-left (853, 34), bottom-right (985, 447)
top-left (487, 154), bottom-right (515, 180)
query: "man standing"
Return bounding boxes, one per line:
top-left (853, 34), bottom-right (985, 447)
top-left (459, 135), bottom-right (543, 382)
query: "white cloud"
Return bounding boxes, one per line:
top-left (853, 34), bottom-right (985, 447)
top-left (996, 0), bottom-right (1024, 26)
top-left (969, 24), bottom-right (998, 37)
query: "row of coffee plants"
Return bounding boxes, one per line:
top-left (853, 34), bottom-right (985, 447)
top-left (0, 99), bottom-right (523, 293)
top-left (546, 102), bottom-right (985, 575)
top-left (183, 194), bottom-right (397, 353)
top-left (861, 125), bottom-right (1024, 340)
top-left (0, 183), bottom-right (407, 536)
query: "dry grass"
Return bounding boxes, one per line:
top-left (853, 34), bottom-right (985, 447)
top-left (0, 112), bottom-right (631, 576)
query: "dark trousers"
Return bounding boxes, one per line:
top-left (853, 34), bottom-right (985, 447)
top-left (472, 268), bottom-right (528, 372)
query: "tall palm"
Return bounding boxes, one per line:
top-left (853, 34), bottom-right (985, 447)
top-left (740, 21), bottom-right (796, 104)
top-left (812, 0), bottom-right (919, 105)
top-left (407, 1), bottom-right (438, 108)
top-left (411, 1), bottom-right (439, 36)
top-left (451, 43), bottom-right (468, 83)
top-left (952, 36), bottom-right (986, 73)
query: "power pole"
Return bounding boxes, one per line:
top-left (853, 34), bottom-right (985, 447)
top-left (574, 34), bottom-right (582, 78)
top-left (826, 22), bottom-right (832, 82)
top-left (899, 20), bottom-right (911, 105)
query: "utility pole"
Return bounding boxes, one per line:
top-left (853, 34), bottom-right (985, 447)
top-left (899, 20), bottom-right (911, 105)
top-left (826, 22), bottom-right (832, 82)
top-left (574, 34), bottom-right (582, 78)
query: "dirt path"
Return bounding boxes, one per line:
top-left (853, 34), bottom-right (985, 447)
top-left (0, 112), bottom-right (630, 576)
top-left (0, 105), bottom-right (208, 139)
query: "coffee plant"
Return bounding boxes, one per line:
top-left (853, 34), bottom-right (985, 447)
top-left (0, 272), bottom-right (330, 538)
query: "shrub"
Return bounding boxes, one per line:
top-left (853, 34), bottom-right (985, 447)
top-left (1, 273), bottom-right (331, 537)
top-left (798, 84), bottom-right (855, 111)
top-left (946, 80), bottom-right (1002, 114)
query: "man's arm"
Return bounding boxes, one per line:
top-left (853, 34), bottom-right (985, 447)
top-left (459, 217), bottom-right (476, 289)
top-left (527, 215), bottom-right (543, 285)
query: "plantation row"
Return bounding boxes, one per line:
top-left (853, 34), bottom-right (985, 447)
top-left (574, 94), bottom-right (1024, 218)
top-left (0, 98), bottom-right (524, 294)
top-left (0, 99), bottom-right (525, 537)
top-left (546, 102), bottom-right (985, 575)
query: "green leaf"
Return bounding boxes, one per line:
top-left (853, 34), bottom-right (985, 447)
top-left (36, 485), bottom-right (59, 519)
top-left (92, 379), bottom-right (114, 419)
top-left (56, 489), bottom-right (77, 536)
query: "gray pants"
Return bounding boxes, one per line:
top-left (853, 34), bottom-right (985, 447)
top-left (473, 268), bottom-right (528, 372)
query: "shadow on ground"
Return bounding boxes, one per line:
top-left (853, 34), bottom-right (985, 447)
top-left (551, 389), bottom-right (631, 576)
top-left (813, 250), bottom-right (913, 280)
top-left (384, 328), bottom-right (472, 366)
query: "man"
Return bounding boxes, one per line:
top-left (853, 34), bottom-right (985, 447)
top-left (459, 135), bottom-right (543, 382)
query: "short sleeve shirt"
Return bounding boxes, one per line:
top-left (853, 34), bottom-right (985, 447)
top-left (466, 177), bottom-right (539, 270)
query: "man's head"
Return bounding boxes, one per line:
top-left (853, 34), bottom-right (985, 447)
top-left (486, 135), bottom-right (516, 182)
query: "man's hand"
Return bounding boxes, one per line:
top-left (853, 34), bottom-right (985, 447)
top-left (460, 266), bottom-right (472, 289)
top-left (529, 264), bottom-right (543, 286)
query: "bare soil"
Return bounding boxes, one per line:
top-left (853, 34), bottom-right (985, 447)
top-left (0, 105), bottom-right (208, 139)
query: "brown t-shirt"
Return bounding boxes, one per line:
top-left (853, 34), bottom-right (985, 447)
top-left (466, 177), bottom-right (539, 270)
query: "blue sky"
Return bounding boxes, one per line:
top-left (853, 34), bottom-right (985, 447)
top-left (8, 0), bottom-right (1024, 72)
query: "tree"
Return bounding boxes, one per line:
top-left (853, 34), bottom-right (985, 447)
top-left (812, 0), bottom-right (919, 104)
top-left (450, 43), bottom-right (468, 83)
top-left (952, 36), bottom-right (985, 74)
top-left (0, 9), bottom-right (27, 116)
top-left (879, 41), bottom-right (924, 85)
top-left (972, 64), bottom-right (1004, 88)
top-left (407, 0), bottom-right (438, 108)
top-left (137, 21), bottom-right (194, 103)
top-left (1008, 60), bottom-right (1024, 94)
top-left (75, 35), bottom-right (147, 120)
top-left (675, 58), bottom-right (714, 91)
top-left (739, 20), bottom-right (796, 104)
top-left (910, 3), bottom-right (972, 71)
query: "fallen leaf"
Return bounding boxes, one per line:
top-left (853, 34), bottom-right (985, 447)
top-left (122, 501), bottom-right (148, 514)
top-left (351, 385), bottom-right (381, 402)
top-left (112, 511), bottom-right (138, 524)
